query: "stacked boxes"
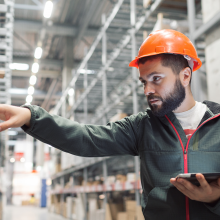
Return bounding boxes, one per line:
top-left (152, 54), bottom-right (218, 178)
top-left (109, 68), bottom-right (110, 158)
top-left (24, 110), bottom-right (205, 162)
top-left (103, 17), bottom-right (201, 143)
top-left (125, 200), bottom-right (137, 220)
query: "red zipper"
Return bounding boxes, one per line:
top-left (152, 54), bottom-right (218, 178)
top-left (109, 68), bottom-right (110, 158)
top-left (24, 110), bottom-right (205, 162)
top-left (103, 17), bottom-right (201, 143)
top-left (165, 115), bottom-right (189, 220)
top-left (165, 113), bottom-right (220, 220)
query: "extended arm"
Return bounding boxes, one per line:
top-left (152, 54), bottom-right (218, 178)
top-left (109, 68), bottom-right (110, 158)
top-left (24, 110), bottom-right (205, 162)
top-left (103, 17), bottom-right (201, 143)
top-left (20, 105), bottom-right (141, 157)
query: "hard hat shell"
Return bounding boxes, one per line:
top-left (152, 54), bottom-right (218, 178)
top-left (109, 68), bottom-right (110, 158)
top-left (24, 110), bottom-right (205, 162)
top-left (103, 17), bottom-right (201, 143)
top-left (129, 29), bottom-right (202, 72)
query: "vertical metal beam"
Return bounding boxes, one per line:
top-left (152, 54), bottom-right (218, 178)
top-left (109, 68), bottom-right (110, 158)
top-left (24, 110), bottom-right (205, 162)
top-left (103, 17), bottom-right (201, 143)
top-left (102, 14), bottom-right (107, 125)
top-left (102, 160), bottom-right (108, 209)
top-left (84, 48), bottom-right (88, 123)
top-left (131, 0), bottom-right (138, 115)
top-left (60, 177), bottom-right (65, 216)
top-left (187, 0), bottom-right (200, 101)
top-left (70, 173), bottom-right (75, 220)
top-left (62, 37), bottom-right (74, 117)
top-left (131, 0), bottom-right (140, 206)
top-left (83, 168), bottom-right (88, 220)
top-left (187, 0), bottom-right (196, 45)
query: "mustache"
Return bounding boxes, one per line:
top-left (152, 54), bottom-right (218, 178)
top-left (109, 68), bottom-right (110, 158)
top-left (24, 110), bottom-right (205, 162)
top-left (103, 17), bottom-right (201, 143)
top-left (147, 94), bottom-right (163, 102)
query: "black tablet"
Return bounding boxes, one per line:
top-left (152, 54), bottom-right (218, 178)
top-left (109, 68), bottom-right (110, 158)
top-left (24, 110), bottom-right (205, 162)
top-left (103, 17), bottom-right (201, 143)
top-left (176, 173), bottom-right (220, 185)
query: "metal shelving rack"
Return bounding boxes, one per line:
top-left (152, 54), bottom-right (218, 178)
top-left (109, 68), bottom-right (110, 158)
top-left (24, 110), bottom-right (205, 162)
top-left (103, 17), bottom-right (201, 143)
top-left (49, 0), bottom-right (220, 219)
top-left (0, 0), bottom-right (14, 217)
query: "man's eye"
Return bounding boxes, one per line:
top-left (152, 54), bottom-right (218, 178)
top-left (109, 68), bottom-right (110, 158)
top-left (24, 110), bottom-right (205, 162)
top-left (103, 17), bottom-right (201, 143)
top-left (153, 76), bottom-right (161, 81)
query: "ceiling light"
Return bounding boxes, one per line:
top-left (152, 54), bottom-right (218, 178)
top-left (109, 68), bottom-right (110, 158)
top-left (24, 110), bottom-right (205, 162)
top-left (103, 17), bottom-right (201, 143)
top-left (20, 157), bottom-right (25, 163)
top-left (31, 63), bottom-right (39, 73)
top-left (43, 1), bottom-right (53, 18)
top-left (170, 20), bottom-right (178, 29)
top-left (26, 95), bottom-right (33, 103)
top-left (68, 88), bottom-right (74, 96)
top-left (8, 131), bottom-right (18, 136)
top-left (29, 75), bottom-right (37, 85)
top-left (79, 69), bottom-right (95, 74)
top-left (28, 86), bottom-right (35, 95)
top-left (34, 47), bottom-right (43, 59)
top-left (10, 158), bottom-right (15, 163)
top-left (108, 67), bottom-right (114, 72)
top-left (9, 63), bottom-right (29, 71)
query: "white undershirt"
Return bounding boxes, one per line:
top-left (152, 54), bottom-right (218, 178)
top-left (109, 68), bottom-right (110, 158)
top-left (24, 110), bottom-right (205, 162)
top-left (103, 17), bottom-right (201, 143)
top-left (174, 101), bottom-right (207, 139)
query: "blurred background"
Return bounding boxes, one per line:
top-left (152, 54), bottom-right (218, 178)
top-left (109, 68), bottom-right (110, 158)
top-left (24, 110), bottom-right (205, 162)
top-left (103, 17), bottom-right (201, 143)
top-left (0, 0), bottom-right (219, 219)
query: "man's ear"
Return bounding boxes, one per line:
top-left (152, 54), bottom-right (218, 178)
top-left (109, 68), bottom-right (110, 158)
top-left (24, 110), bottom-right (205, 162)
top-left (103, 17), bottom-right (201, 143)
top-left (179, 67), bottom-right (191, 87)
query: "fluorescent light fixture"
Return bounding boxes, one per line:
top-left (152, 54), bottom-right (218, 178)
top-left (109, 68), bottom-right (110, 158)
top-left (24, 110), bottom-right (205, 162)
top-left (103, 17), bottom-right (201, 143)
top-left (68, 88), bottom-right (74, 96)
top-left (31, 63), bottom-right (39, 73)
top-left (43, 1), bottom-right (53, 18)
top-left (108, 67), bottom-right (114, 72)
top-left (20, 157), bottom-right (25, 163)
top-left (79, 69), bottom-right (95, 74)
top-left (26, 95), bottom-right (33, 103)
top-left (34, 47), bottom-right (43, 59)
top-left (170, 20), bottom-right (178, 29)
top-left (9, 63), bottom-right (29, 71)
top-left (36, 166), bottom-right (42, 171)
top-left (10, 158), bottom-right (15, 163)
top-left (29, 75), bottom-right (37, 85)
top-left (8, 131), bottom-right (18, 136)
top-left (28, 86), bottom-right (35, 95)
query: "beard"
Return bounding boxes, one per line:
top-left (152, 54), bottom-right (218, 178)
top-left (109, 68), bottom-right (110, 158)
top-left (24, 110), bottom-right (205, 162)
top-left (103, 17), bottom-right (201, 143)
top-left (148, 77), bottom-right (186, 117)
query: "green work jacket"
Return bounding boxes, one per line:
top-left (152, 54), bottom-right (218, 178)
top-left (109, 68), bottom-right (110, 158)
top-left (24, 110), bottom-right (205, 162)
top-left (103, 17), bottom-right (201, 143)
top-left (21, 100), bottom-right (220, 220)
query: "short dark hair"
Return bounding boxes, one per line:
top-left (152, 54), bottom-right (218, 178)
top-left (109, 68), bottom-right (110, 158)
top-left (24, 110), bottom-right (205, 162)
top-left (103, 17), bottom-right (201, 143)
top-left (138, 54), bottom-right (192, 83)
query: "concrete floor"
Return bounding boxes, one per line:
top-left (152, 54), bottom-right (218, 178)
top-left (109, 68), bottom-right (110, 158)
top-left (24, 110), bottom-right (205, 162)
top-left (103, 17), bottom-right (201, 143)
top-left (3, 206), bottom-right (66, 220)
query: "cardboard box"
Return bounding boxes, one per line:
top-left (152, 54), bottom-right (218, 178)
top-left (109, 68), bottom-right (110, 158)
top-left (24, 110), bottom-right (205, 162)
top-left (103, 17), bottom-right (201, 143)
top-left (105, 204), bottom-right (112, 220)
top-left (66, 197), bottom-right (73, 219)
top-left (116, 174), bottom-right (127, 183)
top-left (127, 211), bottom-right (136, 220)
top-left (136, 206), bottom-right (145, 220)
top-left (127, 173), bottom-right (136, 182)
top-left (117, 212), bottom-right (127, 220)
top-left (126, 200), bottom-right (136, 212)
top-left (89, 199), bottom-right (98, 212)
top-left (0, 70), bottom-right (5, 79)
top-left (106, 176), bottom-right (116, 184)
top-left (109, 203), bottom-right (124, 220)
top-left (21, 200), bottom-right (30, 206)
top-left (55, 164), bottom-right (61, 173)
top-left (62, 202), bottom-right (67, 218)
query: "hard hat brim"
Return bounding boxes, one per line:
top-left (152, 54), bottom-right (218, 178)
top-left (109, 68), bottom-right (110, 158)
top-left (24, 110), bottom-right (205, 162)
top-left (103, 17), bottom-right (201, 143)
top-left (129, 53), bottom-right (202, 72)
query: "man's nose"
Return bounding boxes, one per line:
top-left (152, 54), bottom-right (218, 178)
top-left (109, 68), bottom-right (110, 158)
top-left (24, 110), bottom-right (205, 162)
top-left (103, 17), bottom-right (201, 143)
top-left (144, 84), bottom-right (155, 96)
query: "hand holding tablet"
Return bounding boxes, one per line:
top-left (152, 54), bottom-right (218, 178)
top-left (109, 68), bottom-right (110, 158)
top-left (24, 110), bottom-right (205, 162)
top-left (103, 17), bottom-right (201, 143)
top-left (176, 172), bottom-right (220, 185)
top-left (170, 173), bottom-right (220, 203)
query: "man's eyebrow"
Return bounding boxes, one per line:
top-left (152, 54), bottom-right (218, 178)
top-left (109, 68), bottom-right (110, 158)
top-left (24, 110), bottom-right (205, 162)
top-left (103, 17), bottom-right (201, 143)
top-left (139, 71), bottom-right (162, 81)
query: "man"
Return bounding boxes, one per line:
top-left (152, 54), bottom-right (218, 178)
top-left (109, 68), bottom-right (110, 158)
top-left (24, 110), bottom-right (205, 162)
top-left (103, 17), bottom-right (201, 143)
top-left (0, 29), bottom-right (220, 220)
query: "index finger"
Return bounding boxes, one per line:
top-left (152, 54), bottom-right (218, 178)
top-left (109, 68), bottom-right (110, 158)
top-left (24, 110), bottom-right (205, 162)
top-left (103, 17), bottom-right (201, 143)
top-left (196, 173), bottom-right (211, 190)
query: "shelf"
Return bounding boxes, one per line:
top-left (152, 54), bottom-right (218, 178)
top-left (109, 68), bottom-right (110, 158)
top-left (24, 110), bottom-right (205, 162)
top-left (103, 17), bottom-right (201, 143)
top-left (50, 180), bottom-right (142, 195)
top-left (51, 157), bottom-right (110, 180)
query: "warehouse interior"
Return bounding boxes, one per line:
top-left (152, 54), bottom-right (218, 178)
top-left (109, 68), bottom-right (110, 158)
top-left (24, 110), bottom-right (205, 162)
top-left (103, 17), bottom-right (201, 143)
top-left (0, 0), bottom-right (220, 219)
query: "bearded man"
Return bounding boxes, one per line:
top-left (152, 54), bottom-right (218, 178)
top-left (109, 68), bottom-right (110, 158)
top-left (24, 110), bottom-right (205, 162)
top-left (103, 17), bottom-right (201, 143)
top-left (0, 29), bottom-right (220, 220)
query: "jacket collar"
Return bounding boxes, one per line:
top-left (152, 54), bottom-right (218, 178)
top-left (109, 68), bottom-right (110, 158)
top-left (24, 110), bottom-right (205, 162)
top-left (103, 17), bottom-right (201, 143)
top-left (146, 100), bottom-right (220, 131)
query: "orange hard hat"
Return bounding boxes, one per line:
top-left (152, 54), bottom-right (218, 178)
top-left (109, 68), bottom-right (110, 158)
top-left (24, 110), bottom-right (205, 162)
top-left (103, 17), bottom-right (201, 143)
top-left (129, 29), bottom-right (202, 72)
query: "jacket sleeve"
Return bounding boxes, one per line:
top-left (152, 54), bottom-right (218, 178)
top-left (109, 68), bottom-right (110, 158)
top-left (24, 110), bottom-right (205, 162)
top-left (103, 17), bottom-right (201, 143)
top-left (20, 104), bottom-right (143, 157)
top-left (204, 199), bottom-right (220, 216)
